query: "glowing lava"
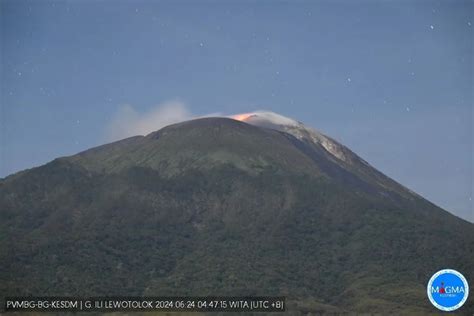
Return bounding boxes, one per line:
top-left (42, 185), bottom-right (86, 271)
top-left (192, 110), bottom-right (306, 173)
top-left (231, 113), bottom-right (254, 122)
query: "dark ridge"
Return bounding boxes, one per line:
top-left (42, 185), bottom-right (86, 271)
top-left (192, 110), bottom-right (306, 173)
top-left (147, 117), bottom-right (260, 139)
top-left (76, 135), bottom-right (145, 157)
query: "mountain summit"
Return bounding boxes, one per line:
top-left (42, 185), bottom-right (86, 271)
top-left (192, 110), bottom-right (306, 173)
top-left (233, 111), bottom-right (418, 202)
top-left (1, 113), bottom-right (473, 313)
top-left (233, 111), bottom-right (363, 164)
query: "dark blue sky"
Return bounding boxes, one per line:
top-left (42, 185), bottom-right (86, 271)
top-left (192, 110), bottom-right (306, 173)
top-left (1, 0), bottom-right (472, 221)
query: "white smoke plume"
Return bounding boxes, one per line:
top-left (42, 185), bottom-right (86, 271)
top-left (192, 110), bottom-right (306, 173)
top-left (105, 100), bottom-right (218, 141)
top-left (105, 102), bottom-right (292, 142)
top-left (230, 110), bottom-right (299, 126)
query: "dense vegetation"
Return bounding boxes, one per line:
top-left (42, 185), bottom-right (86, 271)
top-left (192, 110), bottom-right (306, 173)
top-left (1, 118), bottom-right (473, 314)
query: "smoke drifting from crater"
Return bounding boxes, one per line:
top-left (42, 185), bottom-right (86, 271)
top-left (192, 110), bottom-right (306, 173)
top-left (105, 101), bottom-right (223, 141)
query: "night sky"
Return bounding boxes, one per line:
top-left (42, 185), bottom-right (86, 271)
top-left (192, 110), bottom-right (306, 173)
top-left (1, 0), bottom-right (472, 222)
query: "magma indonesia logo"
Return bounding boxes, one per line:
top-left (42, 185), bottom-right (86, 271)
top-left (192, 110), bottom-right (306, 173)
top-left (427, 269), bottom-right (469, 311)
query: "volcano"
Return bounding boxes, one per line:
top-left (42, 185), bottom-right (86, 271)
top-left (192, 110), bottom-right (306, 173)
top-left (0, 112), bottom-right (473, 313)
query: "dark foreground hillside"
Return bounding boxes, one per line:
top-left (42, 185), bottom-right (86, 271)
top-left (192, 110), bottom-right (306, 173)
top-left (1, 118), bottom-right (473, 314)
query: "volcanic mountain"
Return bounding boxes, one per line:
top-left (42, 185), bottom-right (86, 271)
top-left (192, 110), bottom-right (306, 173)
top-left (0, 112), bottom-right (473, 314)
